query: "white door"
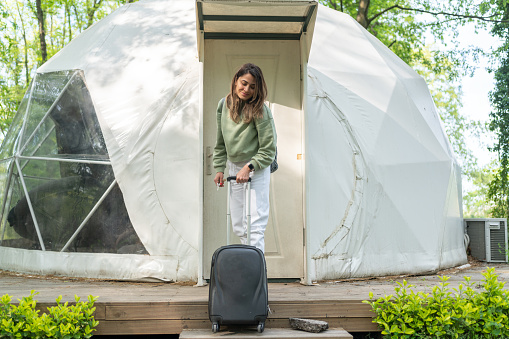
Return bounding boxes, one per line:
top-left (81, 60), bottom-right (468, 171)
top-left (203, 39), bottom-right (304, 279)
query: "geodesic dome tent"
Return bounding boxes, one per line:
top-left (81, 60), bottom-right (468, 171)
top-left (0, 0), bottom-right (467, 283)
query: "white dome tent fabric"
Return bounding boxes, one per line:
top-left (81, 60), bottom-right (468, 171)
top-left (0, 0), bottom-right (466, 283)
top-left (305, 14), bottom-right (465, 278)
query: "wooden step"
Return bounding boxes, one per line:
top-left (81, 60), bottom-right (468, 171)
top-left (180, 328), bottom-right (353, 339)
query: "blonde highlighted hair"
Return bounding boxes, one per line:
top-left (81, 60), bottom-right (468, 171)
top-left (226, 63), bottom-right (267, 124)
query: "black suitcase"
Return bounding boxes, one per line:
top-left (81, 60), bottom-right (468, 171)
top-left (208, 177), bottom-right (268, 333)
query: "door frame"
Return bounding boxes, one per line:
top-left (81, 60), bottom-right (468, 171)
top-left (195, 1), bottom-right (318, 285)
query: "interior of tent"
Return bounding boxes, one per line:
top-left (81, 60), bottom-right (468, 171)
top-left (0, 70), bottom-right (147, 254)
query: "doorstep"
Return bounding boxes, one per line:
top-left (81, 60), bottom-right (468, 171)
top-left (179, 327), bottom-right (353, 339)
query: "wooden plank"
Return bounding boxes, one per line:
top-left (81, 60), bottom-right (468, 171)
top-left (95, 319), bottom-right (211, 335)
top-left (180, 328), bottom-right (353, 339)
top-left (326, 318), bottom-right (380, 333)
top-left (97, 299), bottom-right (370, 307)
top-left (34, 302), bottom-right (106, 320)
top-left (269, 302), bottom-right (373, 318)
top-left (102, 302), bottom-right (374, 322)
top-left (106, 303), bottom-right (208, 320)
top-left (266, 318), bottom-right (379, 333)
top-left (2, 264), bottom-right (503, 305)
top-left (31, 300), bottom-right (377, 334)
top-left (94, 304), bottom-right (106, 320)
top-left (95, 318), bottom-right (380, 335)
top-left (102, 301), bottom-right (373, 320)
top-left (259, 318), bottom-right (381, 334)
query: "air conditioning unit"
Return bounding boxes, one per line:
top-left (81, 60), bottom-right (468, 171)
top-left (464, 218), bottom-right (508, 263)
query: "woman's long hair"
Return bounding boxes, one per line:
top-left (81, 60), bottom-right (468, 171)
top-left (226, 63), bottom-right (267, 124)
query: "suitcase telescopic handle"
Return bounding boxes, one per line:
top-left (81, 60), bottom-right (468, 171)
top-left (226, 176), bottom-right (252, 182)
top-left (226, 176), bottom-right (252, 246)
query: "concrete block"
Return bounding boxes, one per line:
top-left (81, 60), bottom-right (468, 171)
top-left (180, 327), bottom-right (352, 338)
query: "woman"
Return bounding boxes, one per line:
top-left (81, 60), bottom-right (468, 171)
top-left (213, 63), bottom-right (277, 253)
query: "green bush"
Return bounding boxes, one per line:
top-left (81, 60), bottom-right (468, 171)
top-left (364, 267), bottom-right (509, 338)
top-left (0, 290), bottom-right (99, 338)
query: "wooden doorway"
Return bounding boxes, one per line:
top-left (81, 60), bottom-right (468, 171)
top-left (202, 39), bottom-right (304, 279)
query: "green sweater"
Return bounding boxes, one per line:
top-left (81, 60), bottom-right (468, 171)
top-left (213, 99), bottom-right (277, 173)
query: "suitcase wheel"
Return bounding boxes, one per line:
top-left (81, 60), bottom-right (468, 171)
top-left (257, 322), bottom-right (265, 333)
top-left (212, 322), bottom-right (220, 333)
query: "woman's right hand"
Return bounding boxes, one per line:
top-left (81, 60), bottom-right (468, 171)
top-left (214, 172), bottom-right (224, 187)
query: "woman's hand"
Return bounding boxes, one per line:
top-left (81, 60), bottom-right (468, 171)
top-left (214, 172), bottom-right (224, 187)
top-left (236, 165), bottom-right (251, 183)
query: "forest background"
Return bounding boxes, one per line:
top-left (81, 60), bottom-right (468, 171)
top-left (1, 0), bottom-right (509, 218)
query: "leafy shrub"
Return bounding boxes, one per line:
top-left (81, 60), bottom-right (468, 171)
top-left (364, 267), bottom-right (509, 338)
top-left (0, 290), bottom-right (99, 338)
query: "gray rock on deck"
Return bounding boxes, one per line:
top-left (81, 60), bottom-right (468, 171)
top-left (289, 318), bottom-right (329, 333)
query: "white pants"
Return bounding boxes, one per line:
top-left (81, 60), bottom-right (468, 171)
top-left (228, 161), bottom-right (271, 252)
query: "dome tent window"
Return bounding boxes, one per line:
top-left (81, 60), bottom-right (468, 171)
top-left (0, 70), bottom-right (147, 255)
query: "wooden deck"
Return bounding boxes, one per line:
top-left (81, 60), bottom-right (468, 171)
top-left (1, 262), bottom-right (508, 336)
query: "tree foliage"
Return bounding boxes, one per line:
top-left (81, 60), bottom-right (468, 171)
top-left (414, 46), bottom-right (480, 174)
top-left (321, 0), bottom-right (506, 76)
top-left (320, 0), bottom-right (505, 176)
top-left (487, 0), bottom-right (509, 218)
top-left (0, 0), bottom-right (134, 139)
top-left (464, 162), bottom-right (495, 218)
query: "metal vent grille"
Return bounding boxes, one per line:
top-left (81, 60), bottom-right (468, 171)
top-left (466, 220), bottom-right (486, 261)
top-left (465, 219), bottom-right (508, 263)
top-left (490, 221), bottom-right (507, 262)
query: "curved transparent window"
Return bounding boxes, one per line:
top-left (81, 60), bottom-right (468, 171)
top-left (0, 70), bottom-right (147, 254)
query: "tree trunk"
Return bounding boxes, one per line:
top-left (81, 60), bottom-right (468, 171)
top-left (35, 0), bottom-right (47, 63)
top-left (62, 9), bottom-right (67, 46)
top-left (67, 2), bottom-right (73, 42)
top-left (15, 2), bottom-right (30, 84)
top-left (356, 0), bottom-right (370, 28)
top-left (87, 0), bottom-right (103, 28)
top-left (72, 4), bottom-right (84, 33)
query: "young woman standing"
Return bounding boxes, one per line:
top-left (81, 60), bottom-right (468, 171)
top-left (213, 63), bottom-right (277, 253)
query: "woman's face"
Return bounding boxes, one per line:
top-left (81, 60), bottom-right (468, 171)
top-left (235, 73), bottom-right (256, 101)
